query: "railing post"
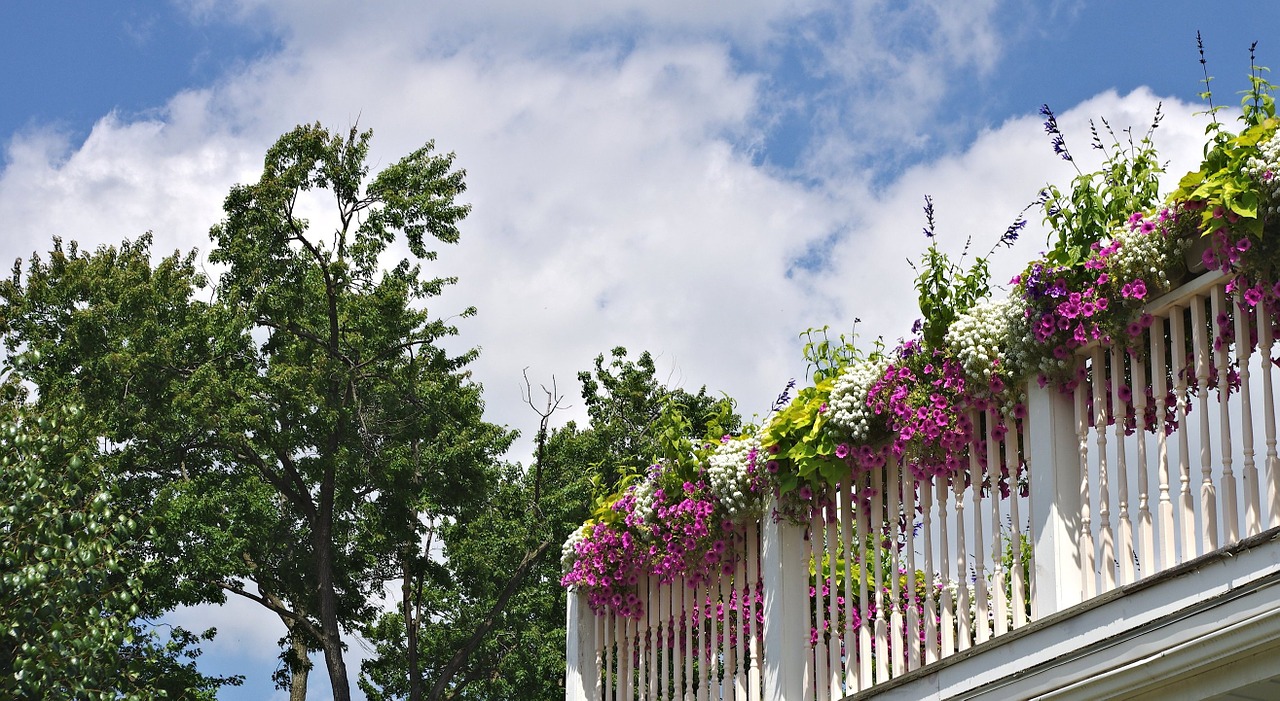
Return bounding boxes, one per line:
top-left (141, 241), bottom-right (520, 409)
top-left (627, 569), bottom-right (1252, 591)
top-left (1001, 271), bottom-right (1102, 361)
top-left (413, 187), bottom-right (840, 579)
top-left (565, 587), bottom-right (599, 701)
top-left (1028, 380), bottom-right (1086, 617)
top-left (761, 502), bottom-right (808, 701)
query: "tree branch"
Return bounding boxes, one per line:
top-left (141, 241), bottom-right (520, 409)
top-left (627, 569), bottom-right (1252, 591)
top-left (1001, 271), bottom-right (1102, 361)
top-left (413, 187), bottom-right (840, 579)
top-left (427, 539), bottom-right (554, 701)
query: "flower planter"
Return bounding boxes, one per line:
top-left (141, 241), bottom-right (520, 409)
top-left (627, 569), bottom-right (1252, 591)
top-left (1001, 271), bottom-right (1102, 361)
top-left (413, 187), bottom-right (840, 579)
top-left (1184, 235), bottom-right (1213, 274)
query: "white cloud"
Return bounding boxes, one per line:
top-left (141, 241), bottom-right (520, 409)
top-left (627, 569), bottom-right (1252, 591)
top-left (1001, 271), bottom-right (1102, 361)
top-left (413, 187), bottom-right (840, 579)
top-left (813, 87), bottom-right (1217, 350)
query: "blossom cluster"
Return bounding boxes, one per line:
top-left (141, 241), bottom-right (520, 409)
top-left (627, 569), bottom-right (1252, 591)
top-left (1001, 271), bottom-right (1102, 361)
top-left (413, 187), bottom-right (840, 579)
top-left (1246, 134), bottom-right (1280, 218)
top-left (867, 345), bottom-right (977, 480)
top-left (827, 356), bottom-right (891, 443)
top-left (706, 435), bottom-right (766, 518)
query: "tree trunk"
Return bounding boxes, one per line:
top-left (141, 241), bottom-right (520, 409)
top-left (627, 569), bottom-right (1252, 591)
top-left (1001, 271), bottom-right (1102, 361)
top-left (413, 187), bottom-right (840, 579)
top-left (404, 557), bottom-right (423, 701)
top-left (314, 517), bottom-right (352, 701)
top-left (287, 623), bottom-right (310, 701)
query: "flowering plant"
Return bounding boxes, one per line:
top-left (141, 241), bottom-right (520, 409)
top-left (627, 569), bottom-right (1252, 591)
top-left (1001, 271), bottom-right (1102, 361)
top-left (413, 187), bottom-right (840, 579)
top-left (563, 48), bottom-right (1280, 624)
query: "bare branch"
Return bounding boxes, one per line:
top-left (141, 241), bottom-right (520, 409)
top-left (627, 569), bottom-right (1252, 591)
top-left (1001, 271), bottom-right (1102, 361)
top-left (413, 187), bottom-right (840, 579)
top-left (520, 369), bottom-right (569, 509)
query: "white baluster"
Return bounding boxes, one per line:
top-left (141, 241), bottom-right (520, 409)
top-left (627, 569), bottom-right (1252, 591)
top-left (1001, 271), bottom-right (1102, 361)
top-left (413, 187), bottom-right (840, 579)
top-left (1235, 290), bottom-right (1262, 537)
top-left (1074, 379), bottom-right (1097, 599)
top-left (1170, 301), bottom-right (1197, 559)
top-left (1191, 293), bottom-right (1219, 553)
top-left (937, 478), bottom-right (955, 659)
top-left (735, 530), bottom-right (747, 701)
top-left (1110, 347), bottom-right (1136, 585)
top-left (1150, 317), bottom-right (1176, 571)
top-left (1259, 303), bottom-right (1280, 530)
top-left (953, 457), bottom-right (971, 652)
top-left (859, 475), bottom-right (873, 685)
top-left (888, 458), bottom-right (905, 672)
top-left (809, 507), bottom-right (827, 701)
top-left (1091, 348), bottom-right (1116, 592)
top-left (804, 514), bottom-right (818, 701)
top-left (988, 409), bottom-right (1008, 637)
top-left (921, 478), bottom-right (939, 664)
top-left (824, 505), bottom-right (840, 698)
top-left (1212, 285), bottom-right (1239, 544)
top-left (1132, 342), bottom-right (1154, 576)
top-left (746, 524), bottom-right (761, 701)
top-left (840, 480), bottom-right (858, 694)
top-left (683, 582), bottom-right (693, 701)
top-left (1007, 415), bottom-right (1027, 628)
top-left (873, 466), bottom-right (890, 682)
top-left (695, 583), bottom-right (707, 701)
top-left (638, 579), bottom-right (649, 701)
top-left (904, 468), bottom-right (922, 670)
top-left (717, 569), bottom-right (729, 701)
top-left (659, 577), bottom-right (669, 701)
top-left (597, 610), bottom-right (607, 701)
top-left (972, 412), bottom-right (990, 645)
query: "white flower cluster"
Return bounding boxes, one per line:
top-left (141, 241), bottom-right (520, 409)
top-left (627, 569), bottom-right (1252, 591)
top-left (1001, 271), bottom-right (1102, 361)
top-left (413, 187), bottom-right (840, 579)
top-left (1246, 133), bottom-right (1280, 217)
top-left (561, 523), bottom-right (591, 573)
top-left (706, 436), bottom-right (764, 518)
top-left (629, 476), bottom-right (659, 527)
top-left (1108, 217), bottom-right (1184, 294)
top-left (947, 298), bottom-right (1020, 384)
top-left (827, 356), bottom-right (890, 442)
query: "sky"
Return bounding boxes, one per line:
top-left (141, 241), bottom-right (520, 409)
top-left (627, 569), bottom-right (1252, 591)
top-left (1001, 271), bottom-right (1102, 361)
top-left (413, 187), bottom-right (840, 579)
top-left (3, 1), bottom-right (1279, 699)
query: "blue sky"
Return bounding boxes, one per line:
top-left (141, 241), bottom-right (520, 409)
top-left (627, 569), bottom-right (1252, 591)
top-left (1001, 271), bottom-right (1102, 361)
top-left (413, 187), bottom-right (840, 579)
top-left (4, 2), bottom-right (1280, 699)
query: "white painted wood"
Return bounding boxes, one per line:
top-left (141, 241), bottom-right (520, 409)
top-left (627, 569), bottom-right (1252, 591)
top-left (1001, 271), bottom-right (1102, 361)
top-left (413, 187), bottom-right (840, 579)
top-left (566, 589), bottom-right (599, 701)
top-left (1007, 416), bottom-right (1028, 628)
top-left (888, 458), bottom-right (906, 671)
top-left (1111, 347), bottom-right (1136, 586)
top-left (746, 524), bottom-right (761, 701)
top-left (988, 410), bottom-right (1008, 637)
top-left (721, 570), bottom-right (732, 701)
top-left (1151, 317), bottom-right (1176, 571)
top-left (921, 478), bottom-right (940, 665)
top-left (823, 510), bottom-right (839, 699)
top-left (637, 578), bottom-right (649, 700)
top-left (839, 480), bottom-right (857, 693)
top-left (735, 533), bottom-right (747, 701)
top-left (904, 467), bottom-right (922, 670)
top-left (954, 455), bottom-right (971, 653)
top-left (606, 607), bottom-right (616, 701)
top-left (938, 477), bottom-right (956, 658)
top-left (807, 507), bottom-right (825, 701)
top-left (683, 582), bottom-right (694, 701)
top-left (1235, 291), bottom-right (1262, 538)
top-left (1260, 302), bottom-right (1280, 531)
top-left (624, 613), bottom-right (635, 701)
top-left (674, 578), bottom-right (685, 700)
top-left (1212, 285), bottom-right (1239, 544)
top-left (1170, 302), bottom-right (1196, 561)
top-left (1075, 379), bottom-right (1097, 600)
top-left (1191, 292), bottom-right (1219, 553)
top-left (1132, 344), bottom-right (1155, 576)
top-left (761, 501), bottom-right (807, 701)
top-left (860, 476), bottom-right (874, 685)
top-left (1028, 378), bottom-right (1085, 616)
top-left (1092, 348), bottom-right (1116, 593)
top-left (873, 464), bottom-right (890, 680)
top-left (973, 412), bottom-right (991, 645)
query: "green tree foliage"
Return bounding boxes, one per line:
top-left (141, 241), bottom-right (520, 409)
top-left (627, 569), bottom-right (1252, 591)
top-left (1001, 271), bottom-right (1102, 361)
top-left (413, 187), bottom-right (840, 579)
top-left (0, 367), bottom-right (238, 699)
top-left (358, 348), bottom-right (737, 701)
top-left (0, 124), bottom-right (511, 701)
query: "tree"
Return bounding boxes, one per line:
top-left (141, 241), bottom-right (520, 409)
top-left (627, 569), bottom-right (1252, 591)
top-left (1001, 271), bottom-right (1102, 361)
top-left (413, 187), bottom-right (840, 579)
top-left (0, 124), bottom-right (511, 701)
top-left (357, 349), bottom-right (739, 701)
top-left (0, 360), bottom-right (239, 699)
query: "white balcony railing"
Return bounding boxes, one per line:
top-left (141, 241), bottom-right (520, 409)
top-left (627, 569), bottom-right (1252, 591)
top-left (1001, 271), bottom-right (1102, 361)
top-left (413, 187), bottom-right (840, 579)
top-left (566, 269), bottom-right (1280, 701)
